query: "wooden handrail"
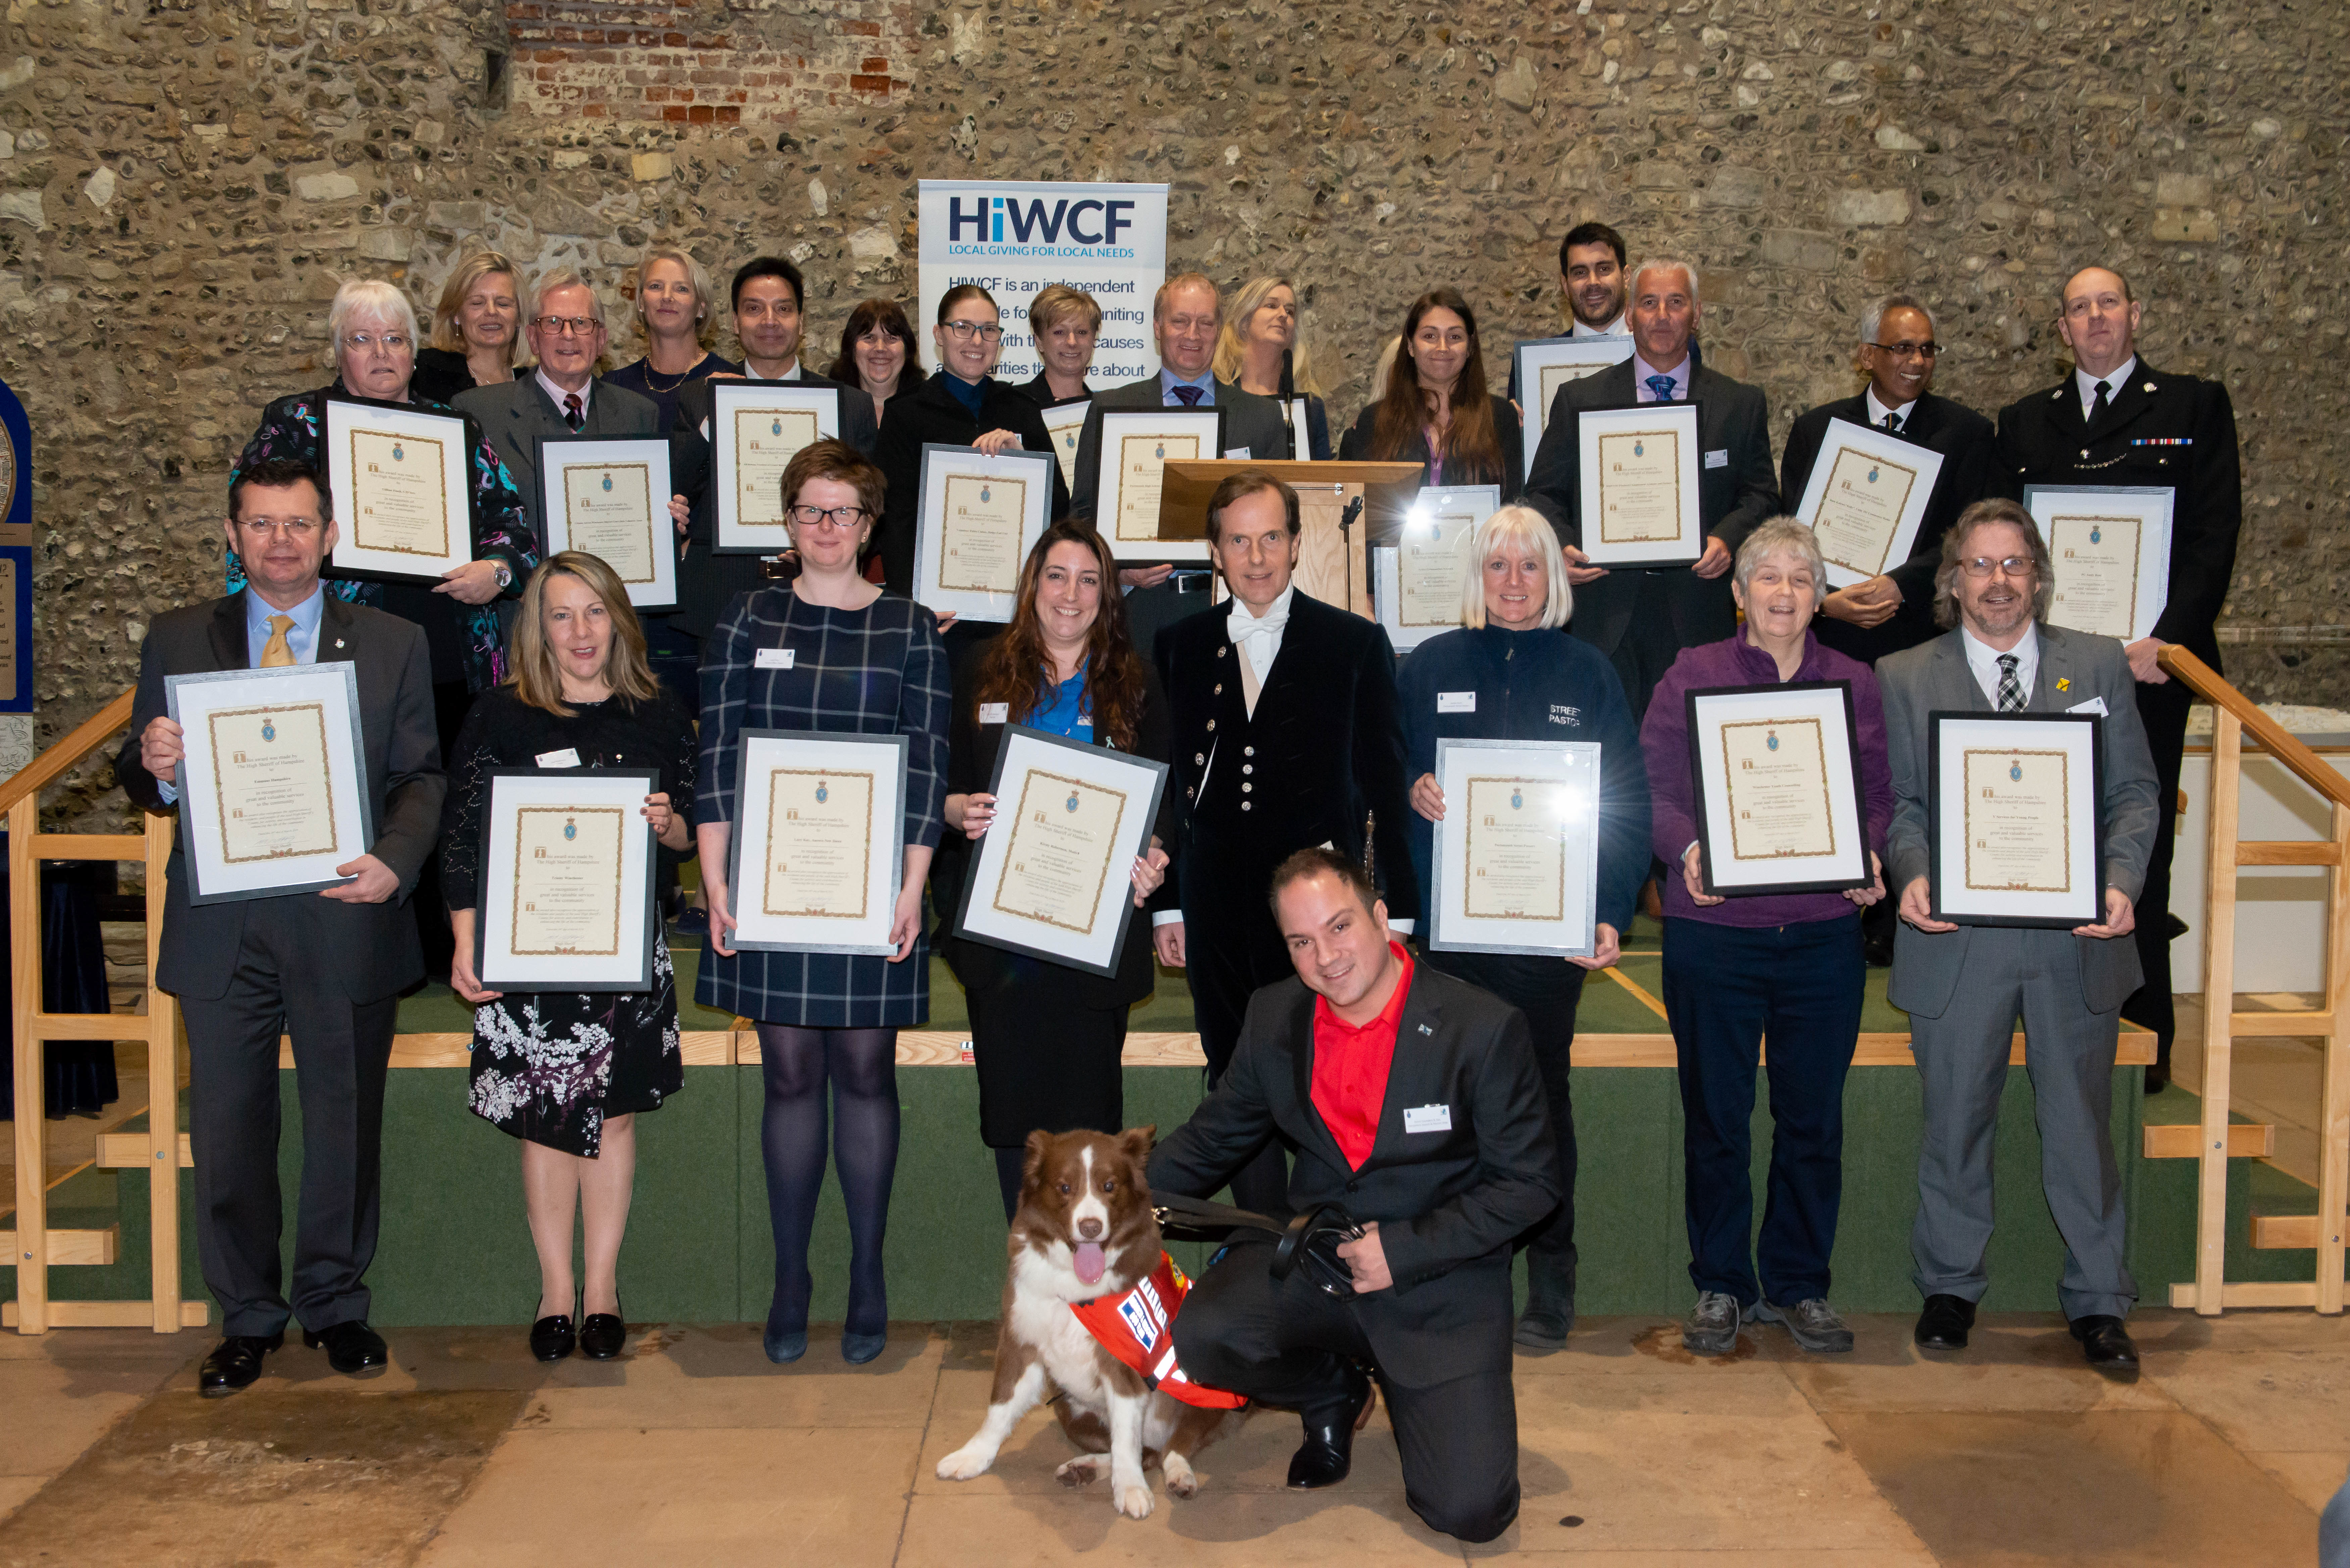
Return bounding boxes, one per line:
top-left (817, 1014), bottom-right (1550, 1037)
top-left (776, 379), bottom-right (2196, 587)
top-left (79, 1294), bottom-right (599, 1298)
top-left (0, 690), bottom-right (133, 816)
top-left (2156, 646), bottom-right (2350, 811)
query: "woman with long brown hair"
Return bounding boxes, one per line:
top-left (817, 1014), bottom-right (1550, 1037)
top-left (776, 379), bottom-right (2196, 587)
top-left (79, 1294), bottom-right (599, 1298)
top-left (932, 521), bottom-right (1174, 1218)
top-left (825, 296), bottom-right (927, 426)
top-left (1340, 287), bottom-right (1524, 497)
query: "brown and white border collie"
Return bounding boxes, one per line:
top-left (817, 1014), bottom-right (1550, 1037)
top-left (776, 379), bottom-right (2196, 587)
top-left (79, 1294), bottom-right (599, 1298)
top-left (935, 1127), bottom-right (1244, 1519)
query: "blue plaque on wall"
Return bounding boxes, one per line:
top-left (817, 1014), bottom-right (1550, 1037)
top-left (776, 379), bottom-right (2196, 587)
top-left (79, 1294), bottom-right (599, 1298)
top-left (0, 374), bottom-right (29, 714)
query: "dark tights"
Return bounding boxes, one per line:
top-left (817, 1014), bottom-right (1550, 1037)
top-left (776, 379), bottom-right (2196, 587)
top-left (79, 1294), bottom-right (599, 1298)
top-left (757, 1025), bottom-right (899, 1339)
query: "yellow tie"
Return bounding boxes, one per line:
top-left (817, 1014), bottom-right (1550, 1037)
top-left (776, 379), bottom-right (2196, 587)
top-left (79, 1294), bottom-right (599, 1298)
top-left (260, 614), bottom-right (296, 668)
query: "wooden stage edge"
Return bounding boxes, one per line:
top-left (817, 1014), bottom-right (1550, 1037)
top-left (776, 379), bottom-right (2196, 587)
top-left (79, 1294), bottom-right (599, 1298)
top-left (291, 1029), bottom-right (2159, 1072)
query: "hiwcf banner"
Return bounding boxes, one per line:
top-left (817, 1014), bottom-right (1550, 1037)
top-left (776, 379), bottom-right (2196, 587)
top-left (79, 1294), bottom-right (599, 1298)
top-left (915, 180), bottom-right (1168, 383)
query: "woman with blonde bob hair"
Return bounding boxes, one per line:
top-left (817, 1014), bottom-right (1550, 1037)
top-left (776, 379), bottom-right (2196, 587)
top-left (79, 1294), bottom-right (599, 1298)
top-left (440, 549), bottom-right (698, 1365)
top-left (606, 243), bottom-right (739, 430)
top-left (416, 251), bottom-right (524, 405)
top-left (1397, 502), bottom-right (1651, 1350)
top-left (1211, 275), bottom-right (1332, 459)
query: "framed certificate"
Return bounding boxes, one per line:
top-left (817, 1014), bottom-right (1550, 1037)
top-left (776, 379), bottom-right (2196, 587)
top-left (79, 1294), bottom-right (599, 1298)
top-left (164, 663), bottom-right (373, 904)
top-left (1371, 485), bottom-right (1500, 651)
top-left (911, 443), bottom-right (1053, 622)
top-left (1687, 681), bottom-right (1870, 896)
top-left (951, 724), bottom-right (1169, 977)
top-left (711, 381), bottom-right (844, 555)
top-left (1576, 402), bottom-right (1706, 568)
top-left (1514, 334), bottom-right (1635, 479)
top-left (1791, 417), bottom-right (1943, 588)
top-left (536, 434), bottom-right (677, 609)
top-left (1041, 400), bottom-right (1089, 493)
top-left (323, 396), bottom-right (474, 582)
top-left (474, 768), bottom-right (658, 991)
top-left (2023, 484), bottom-right (2175, 643)
top-left (727, 729), bottom-right (908, 955)
top-left (1427, 738), bottom-right (1602, 957)
top-left (1928, 712), bottom-right (2105, 927)
top-left (1093, 408), bottom-right (1225, 563)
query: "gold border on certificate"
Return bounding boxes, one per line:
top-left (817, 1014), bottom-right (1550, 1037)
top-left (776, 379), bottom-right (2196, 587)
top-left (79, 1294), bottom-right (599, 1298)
top-left (1460, 776), bottom-right (1567, 922)
top-left (1810, 446), bottom-right (1920, 578)
top-left (1719, 717), bottom-right (1838, 861)
top-left (1594, 428), bottom-right (1683, 545)
top-left (2045, 513), bottom-right (2142, 640)
top-left (762, 766), bottom-right (876, 919)
top-left (1397, 511), bottom-right (1480, 628)
top-left (561, 461), bottom-right (659, 585)
top-left (1962, 748), bottom-right (2072, 894)
top-left (991, 768), bottom-right (1130, 934)
top-left (936, 473), bottom-right (1029, 594)
top-left (732, 407), bottom-right (823, 531)
top-left (1042, 402), bottom-right (1087, 492)
top-left (207, 702), bottom-right (340, 863)
top-left (345, 426), bottom-right (452, 558)
top-left (508, 805), bottom-right (626, 956)
top-left (1113, 432), bottom-right (1200, 544)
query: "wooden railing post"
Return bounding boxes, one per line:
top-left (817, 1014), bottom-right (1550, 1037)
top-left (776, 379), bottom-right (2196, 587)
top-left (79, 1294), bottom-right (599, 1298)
top-left (2319, 800), bottom-right (2350, 1315)
top-left (2194, 707), bottom-right (2243, 1316)
top-left (9, 796), bottom-right (45, 1332)
top-left (143, 811), bottom-right (182, 1332)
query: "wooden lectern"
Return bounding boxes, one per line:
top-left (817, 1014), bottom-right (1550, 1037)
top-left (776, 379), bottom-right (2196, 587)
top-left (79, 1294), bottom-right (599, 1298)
top-left (1157, 460), bottom-right (1424, 621)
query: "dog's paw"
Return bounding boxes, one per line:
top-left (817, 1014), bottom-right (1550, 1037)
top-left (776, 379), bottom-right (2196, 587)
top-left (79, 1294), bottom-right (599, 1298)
top-left (935, 1443), bottom-right (995, 1482)
top-left (1054, 1454), bottom-right (1105, 1489)
top-left (1161, 1452), bottom-right (1199, 1499)
top-left (1114, 1479), bottom-right (1155, 1519)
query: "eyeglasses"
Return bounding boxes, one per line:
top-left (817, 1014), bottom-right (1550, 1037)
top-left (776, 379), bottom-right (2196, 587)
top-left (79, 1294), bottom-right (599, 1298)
top-left (343, 332), bottom-right (410, 353)
top-left (237, 517), bottom-right (323, 539)
top-left (1868, 340), bottom-right (1940, 359)
top-left (532, 316), bottom-right (601, 336)
top-left (1958, 556), bottom-right (2036, 579)
top-left (789, 504), bottom-right (871, 529)
top-left (939, 320), bottom-right (1003, 343)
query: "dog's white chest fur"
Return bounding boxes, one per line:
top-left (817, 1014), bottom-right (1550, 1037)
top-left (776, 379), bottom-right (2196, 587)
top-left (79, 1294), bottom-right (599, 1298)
top-left (1009, 1252), bottom-right (1124, 1403)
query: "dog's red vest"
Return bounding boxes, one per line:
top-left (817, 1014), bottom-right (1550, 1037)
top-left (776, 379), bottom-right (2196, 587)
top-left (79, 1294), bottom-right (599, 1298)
top-left (1069, 1254), bottom-right (1248, 1411)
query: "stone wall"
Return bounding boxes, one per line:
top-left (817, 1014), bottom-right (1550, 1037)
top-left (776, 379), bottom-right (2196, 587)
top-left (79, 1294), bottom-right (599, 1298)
top-left (0, 0), bottom-right (2342, 820)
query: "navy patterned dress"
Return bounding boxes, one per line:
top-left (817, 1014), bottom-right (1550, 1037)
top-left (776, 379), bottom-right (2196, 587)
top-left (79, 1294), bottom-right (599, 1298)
top-left (696, 588), bottom-right (950, 1027)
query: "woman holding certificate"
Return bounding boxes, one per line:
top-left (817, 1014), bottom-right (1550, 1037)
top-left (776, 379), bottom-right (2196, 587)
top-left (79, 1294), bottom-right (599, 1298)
top-left (933, 522), bottom-right (1173, 1220)
top-left (1338, 288), bottom-right (1523, 496)
top-left (443, 552), bottom-right (695, 1363)
top-left (1211, 276), bottom-right (1333, 460)
top-left (696, 440), bottom-right (950, 1367)
top-left (1397, 504), bottom-right (1650, 1350)
top-left (1637, 520), bottom-right (1894, 1361)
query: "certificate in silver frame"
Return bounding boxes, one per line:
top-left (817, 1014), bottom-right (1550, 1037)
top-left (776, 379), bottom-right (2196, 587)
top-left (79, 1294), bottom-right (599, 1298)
top-left (726, 728), bottom-right (909, 956)
top-left (2022, 484), bottom-right (2176, 644)
top-left (1573, 401), bottom-right (1706, 568)
top-left (1428, 737), bottom-right (1601, 957)
top-left (710, 381), bottom-right (845, 555)
top-left (474, 767), bottom-right (659, 992)
top-left (323, 395), bottom-right (476, 582)
top-left (1513, 333), bottom-right (1635, 480)
top-left (1791, 416), bottom-right (1943, 589)
top-left (535, 433), bottom-right (679, 609)
top-left (1092, 408), bottom-right (1226, 564)
top-left (910, 442), bottom-right (1055, 623)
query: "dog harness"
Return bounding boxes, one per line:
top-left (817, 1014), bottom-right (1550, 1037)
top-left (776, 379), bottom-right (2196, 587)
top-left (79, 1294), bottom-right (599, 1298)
top-left (1069, 1253), bottom-right (1248, 1410)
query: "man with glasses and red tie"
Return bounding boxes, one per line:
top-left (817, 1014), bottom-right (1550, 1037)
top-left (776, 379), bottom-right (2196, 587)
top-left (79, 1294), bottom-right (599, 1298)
top-left (1988, 266), bottom-right (2242, 1093)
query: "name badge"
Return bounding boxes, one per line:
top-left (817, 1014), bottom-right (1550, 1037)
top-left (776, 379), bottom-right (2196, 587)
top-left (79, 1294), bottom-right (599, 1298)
top-left (2066, 696), bottom-right (2110, 718)
top-left (1437, 691), bottom-right (1476, 714)
top-left (1703, 449), bottom-right (1730, 469)
top-left (979, 702), bottom-right (1010, 724)
top-left (1222, 446), bottom-right (1251, 460)
top-left (755, 647), bottom-right (795, 670)
top-left (1403, 1104), bottom-right (1453, 1135)
top-left (535, 748), bottom-right (582, 769)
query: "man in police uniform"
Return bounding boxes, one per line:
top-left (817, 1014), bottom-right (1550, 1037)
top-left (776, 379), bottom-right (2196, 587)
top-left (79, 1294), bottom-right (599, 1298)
top-left (1992, 266), bottom-right (2242, 1091)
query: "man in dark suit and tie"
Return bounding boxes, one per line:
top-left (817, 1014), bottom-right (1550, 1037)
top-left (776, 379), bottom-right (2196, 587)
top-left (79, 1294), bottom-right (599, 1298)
top-left (1880, 499), bottom-right (2160, 1373)
top-left (1151, 471), bottom-right (1417, 1214)
top-left (1068, 273), bottom-right (1289, 659)
top-left (1989, 266), bottom-right (2242, 1092)
top-left (1522, 256), bottom-right (1780, 718)
top-left (1150, 848), bottom-right (1556, 1543)
top-left (117, 458), bottom-right (446, 1395)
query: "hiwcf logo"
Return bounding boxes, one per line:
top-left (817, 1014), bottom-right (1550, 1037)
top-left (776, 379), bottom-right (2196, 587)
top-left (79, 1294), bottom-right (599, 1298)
top-left (947, 195), bottom-right (1137, 247)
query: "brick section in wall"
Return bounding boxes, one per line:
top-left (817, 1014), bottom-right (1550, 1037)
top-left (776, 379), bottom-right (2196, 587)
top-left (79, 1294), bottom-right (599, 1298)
top-left (503, 0), bottom-right (912, 123)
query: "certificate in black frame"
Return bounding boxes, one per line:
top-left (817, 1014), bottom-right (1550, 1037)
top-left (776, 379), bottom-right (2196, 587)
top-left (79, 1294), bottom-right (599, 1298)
top-left (1926, 710), bottom-right (2108, 929)
top-left (1686, 679), bottom-right (1872, 898)
top-left (473, 766), bottom-right (660, 992)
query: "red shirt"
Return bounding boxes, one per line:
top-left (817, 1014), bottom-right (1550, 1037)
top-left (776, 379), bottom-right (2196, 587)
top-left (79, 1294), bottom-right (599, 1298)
top-left (1309, 942), bottom-right (1414, 1171)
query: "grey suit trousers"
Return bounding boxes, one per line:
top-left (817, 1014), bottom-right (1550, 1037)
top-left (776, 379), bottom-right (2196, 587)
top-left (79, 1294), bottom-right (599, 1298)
top-left (1908, 925), bottom-right (2137, 1320)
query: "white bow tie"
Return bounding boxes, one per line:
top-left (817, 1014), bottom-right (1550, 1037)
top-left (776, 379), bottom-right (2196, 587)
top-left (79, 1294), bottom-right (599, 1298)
top-left (1228, 604), bottom-right (1289, 645)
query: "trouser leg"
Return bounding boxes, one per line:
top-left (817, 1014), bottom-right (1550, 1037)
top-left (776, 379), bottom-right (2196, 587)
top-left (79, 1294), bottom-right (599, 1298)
top-left (1184, 887), bottom-right (1292, 1215)
top-left (283, 988), bottom-right (397, 1332)
top-left (2018, 936), bottom-right (2137, 1320)
top-left (1909, 929), bottom-right (2025, 1303)
top-left (1383, 1369), bottom-right (1522, 1543)
top-left (1755, 915), bottom-right (1862, 1305)
top-left (179, 964), bottom-right (293, 1339)
top-left (1661, 918), bottom-right (1768, 1305)
top-left (2122, 680), bottom-right (2189, 1070)
top-left (1170, 1241), bottom-right (1365, 1416)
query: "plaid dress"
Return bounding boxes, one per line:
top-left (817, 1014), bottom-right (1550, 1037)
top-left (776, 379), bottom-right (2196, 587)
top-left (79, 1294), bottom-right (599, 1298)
top-left (696, 587), bottom-right (950, 1026)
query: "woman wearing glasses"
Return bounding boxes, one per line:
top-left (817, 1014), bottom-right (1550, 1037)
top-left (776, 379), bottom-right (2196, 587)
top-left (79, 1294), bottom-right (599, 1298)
top-left (870, 284), bottom-right (1071, 600)
top-left (694, 440), bottom-right (950, 1366)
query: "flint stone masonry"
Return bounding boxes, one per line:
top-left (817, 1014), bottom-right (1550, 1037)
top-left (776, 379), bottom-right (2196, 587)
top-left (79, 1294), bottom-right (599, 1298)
top-left (0, 0), bottom-right (2342, 825)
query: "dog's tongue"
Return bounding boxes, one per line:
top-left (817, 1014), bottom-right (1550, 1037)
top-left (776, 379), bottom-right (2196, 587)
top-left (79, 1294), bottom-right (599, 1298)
top-left (1074, 1241), bottom-right (1107, 1285)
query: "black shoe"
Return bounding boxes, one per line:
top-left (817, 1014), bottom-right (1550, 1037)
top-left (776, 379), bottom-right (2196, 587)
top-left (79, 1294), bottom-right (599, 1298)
top-left (580, 1300), bottom-right (626, 1361)
top-left (1287, 1362), bottom-right (1374, 1489)
top-left (198, 1331), bottom-right (284, 1397)
top-left (1513, 1299), bottom-right (1574, 1352)
top-left (303, 1320), bottom-right (390, 1376)
top-left (2144, 1063), bottom-right (2171, 1095)
top-left (530, 1307), bottom-right (577, 1362)
top-left (2071, 1314), bottom-right (2140, 1374)
top-left (1914, 1294), bottom-right (1976, 1350)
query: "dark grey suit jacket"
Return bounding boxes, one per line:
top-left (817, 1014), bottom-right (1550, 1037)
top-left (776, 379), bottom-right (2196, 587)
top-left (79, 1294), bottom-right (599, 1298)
top-left (114, 593), bottom-right (447, 1003)
top-left (1067, 375), bottom-right (1289, 526)
top-left (1521, 357), bottom-right (1780, 658)
top-left (452, 375), bottom-right (662, 558)
top-left (1878, 623), bottom-right (2160, 1017)
top-left (1148, 962), bottom-right (1557, 1387)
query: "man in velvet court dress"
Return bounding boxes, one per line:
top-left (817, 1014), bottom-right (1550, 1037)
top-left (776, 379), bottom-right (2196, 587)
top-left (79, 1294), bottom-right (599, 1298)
top-left (118, 458), bottom-right (446, 1395)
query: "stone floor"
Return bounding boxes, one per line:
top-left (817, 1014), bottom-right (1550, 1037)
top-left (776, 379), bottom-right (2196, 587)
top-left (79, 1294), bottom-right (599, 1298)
top-left (0, 1309), bottom-right (2338, 1566)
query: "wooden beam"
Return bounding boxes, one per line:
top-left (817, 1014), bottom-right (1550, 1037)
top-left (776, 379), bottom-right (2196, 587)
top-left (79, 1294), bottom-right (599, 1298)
top-left (2158, 645), bottom-right (2350, 810)
top-left (2195, 706), bottom-right (2245, 1316)
top-left (2230, 1010), bottom-right (2335, 1038)
top-left (24, 1012), bottom-right (146, 1042)
top-left (95, 1132), bottom-right (193, 1169)
top-left (2, 1299), bottom-right (210, 1329)
top-left (11, 796), bottom-right (45, 1333)
top-left (2315, 801), bottom-right (2350, 1313)
top-left (27, 833), bottom-right (149, 861)
top-left (2252, 1213), bottom-right (2323, 1251)
top-left (2144, 1123), bottom-right (2276, 1159)
top-left (0, 1227), bottom-right (118, 1265)
top-left (144, 811), bottom-right (185, 1334)
top-left (2168, 1280), bottom-right (2321, 1311)
top-left (2238, 840), bottom-right (2343, 867)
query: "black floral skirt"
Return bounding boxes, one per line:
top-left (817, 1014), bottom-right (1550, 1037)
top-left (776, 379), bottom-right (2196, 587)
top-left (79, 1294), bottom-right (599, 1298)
top-left (467, 936), bottom-right (684, 1157)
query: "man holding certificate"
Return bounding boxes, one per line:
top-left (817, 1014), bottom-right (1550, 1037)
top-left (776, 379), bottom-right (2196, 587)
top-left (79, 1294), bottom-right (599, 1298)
top-left (1880, 499), bottom-right (2160, 1373)
top-left (1991, 266), bottom-right (2243, 1092)
top-left (117, 457), bottom-right (446, 1395)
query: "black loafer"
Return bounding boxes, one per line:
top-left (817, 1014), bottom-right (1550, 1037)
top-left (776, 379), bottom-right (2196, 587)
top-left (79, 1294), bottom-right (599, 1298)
top-left (198, 1331), bottom-right (284, 1398)
top-left (1914, 1293), bottom-right (1977, 1350)
top-left (530, 1311), bottom-right (577, 1362)
top-left (1286, 1362), bottom-right (1374, 1489)
top-left (303, 1319), bottom-right (390, 1376)
top-left (579, 1309), bottom-right (626, 1361)
top-left (2071, 1314), bottom-right (2140, 1374)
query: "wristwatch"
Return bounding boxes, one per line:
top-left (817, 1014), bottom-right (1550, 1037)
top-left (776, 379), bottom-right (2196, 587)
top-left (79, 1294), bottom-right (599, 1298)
top-left (492, 560), bottom-right (513, 590)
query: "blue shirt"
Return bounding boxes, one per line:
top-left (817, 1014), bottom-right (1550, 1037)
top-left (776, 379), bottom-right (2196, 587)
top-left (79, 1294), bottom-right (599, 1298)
top-left (1158, 368), bottom-right (1216, 407)
top-left (1027, 667), bottom-right (1094, 742)
top-left (243, 582), bottom-right (327, 666)
top-left (942, 371), bottom-right (987, 418)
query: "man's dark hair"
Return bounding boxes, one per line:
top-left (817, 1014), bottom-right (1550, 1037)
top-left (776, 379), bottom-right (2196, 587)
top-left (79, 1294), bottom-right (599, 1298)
top-left (731, 255), bottom-right (805, 314)
top-left (230, 458), bottom-right (331, 522)
top-left (1204, 468), bottom-right (1300, 546)
top-left (1559, 221), bottom-right (1627, 273)
top-left (1266, 846), bottom-right (1378, 920)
